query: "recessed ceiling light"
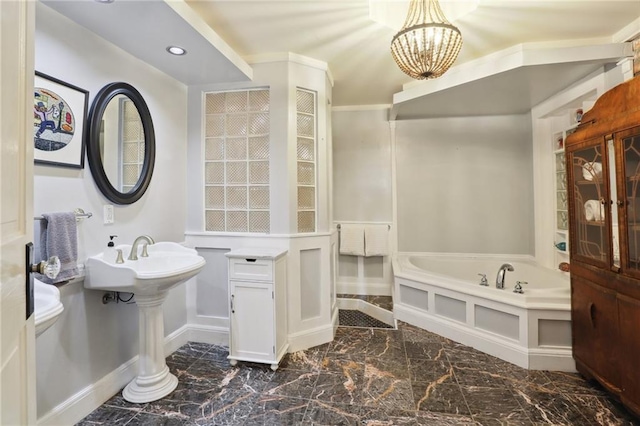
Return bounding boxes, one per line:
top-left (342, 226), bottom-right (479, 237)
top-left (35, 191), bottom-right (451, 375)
top-left (166, 46), bottom-right (187, 56)
top-left (94, 0), bottom-right (115, 3)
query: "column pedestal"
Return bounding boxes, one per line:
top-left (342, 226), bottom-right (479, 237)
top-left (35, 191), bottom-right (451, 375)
top-left (122, 291), bottom-right (177, 403)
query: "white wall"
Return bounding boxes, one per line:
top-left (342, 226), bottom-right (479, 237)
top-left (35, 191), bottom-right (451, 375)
top-left (34, 3), bottom-right (188, 419)
top-left (332, 109), bottom-right (392, 222)
top-left (395, 115), bottom-right (534, 254)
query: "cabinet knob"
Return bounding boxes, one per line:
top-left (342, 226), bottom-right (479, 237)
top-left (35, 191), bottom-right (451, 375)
top-left (617, 199), bottom-right (625, 207)
top-left (599, 198), bottom-right (606, 205)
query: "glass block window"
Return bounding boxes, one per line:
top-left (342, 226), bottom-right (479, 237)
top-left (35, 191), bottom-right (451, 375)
top-left (203, 89), bottom-right (270, 233)
top-left (120, 98), bottom-right (144, 193)
top-left (296, 89), bottom-right (316, 233)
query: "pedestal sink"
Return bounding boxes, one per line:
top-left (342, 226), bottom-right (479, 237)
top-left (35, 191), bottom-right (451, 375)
top-left (85, 241), bottom-right (205, 403)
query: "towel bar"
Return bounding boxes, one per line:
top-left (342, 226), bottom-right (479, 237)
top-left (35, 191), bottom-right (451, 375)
top-left (337, 224), bottom-right (390, 230)
top-left (35, 208), bottom-right (93, 223)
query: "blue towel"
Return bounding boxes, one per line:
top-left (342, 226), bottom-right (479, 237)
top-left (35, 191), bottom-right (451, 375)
top-left (40, 212), bottom-right (78, 284)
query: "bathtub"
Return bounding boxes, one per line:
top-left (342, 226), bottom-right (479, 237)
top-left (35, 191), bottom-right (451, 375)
top-left (392, 253), bottom-right (574, 371)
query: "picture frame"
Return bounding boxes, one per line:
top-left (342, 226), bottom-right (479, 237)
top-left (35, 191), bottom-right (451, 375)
top-left (33, 71), bottom-right (89, 168)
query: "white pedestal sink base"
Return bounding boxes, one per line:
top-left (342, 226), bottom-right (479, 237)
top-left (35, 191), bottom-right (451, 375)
top-left (123, 367), bottom-right (178, 404)
top-left (123, 291), bottom-right (177, 404)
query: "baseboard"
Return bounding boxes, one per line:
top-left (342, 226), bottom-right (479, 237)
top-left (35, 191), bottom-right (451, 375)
top-left (395, 305), bottom-right (575, 371)
top-left (187, 324), bottom-right (229, 346)
top-left (287, 323), bottom-right (335, 352)
top-left (529, 348), bottom-right (576, 372)
top-left (336, 281), bottom-right (392, 296)
top-left (337, 298), bottom-right (395, 327)
top-left (37, 357), bottom-right (137, 426)
top-left (38, 324), bottom-right (190, 426)
top-left (395, 305), bottom-right (530, 369)
top-left (164, 324), bottom-right (192, 356)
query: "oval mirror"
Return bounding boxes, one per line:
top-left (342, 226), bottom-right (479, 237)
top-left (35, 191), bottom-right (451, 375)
top-left (86, 82), bottom-right (155, 204)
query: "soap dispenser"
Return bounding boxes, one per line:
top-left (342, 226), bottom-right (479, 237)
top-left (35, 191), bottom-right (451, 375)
top-left (104, 235), bottom-right (118, 263)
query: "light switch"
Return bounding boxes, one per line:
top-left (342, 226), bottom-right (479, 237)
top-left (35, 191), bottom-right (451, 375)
top-left (103, 204), bottom-right (114, 224)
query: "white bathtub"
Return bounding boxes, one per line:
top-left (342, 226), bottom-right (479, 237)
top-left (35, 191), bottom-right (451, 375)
top-left (399, 255), bottom-right (570, 308)
top-left (392, 254), bottom-right (574, 371)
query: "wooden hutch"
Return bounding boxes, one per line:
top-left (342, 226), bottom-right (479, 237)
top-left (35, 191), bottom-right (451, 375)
top-left (565, 75), bottom-right (640, 417)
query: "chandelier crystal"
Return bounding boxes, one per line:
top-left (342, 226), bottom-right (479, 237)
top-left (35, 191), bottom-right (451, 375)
top-left (391, 0), bottom-right (463, 80)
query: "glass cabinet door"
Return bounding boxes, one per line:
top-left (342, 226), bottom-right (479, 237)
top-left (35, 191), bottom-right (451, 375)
top-left (619, 128), bottom-right (640, 277)
top-left (568, 142), bottom-right (609, 267)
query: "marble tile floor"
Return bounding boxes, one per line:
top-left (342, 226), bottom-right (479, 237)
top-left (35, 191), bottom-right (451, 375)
top-left (77, 322), bottom-right (638, 425)
top-left (337, 294), bottom-right (394, 312)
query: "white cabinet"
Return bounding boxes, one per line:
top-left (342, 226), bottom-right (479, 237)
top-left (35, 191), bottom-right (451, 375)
top-left (225, 248), bottom-right (288, 370)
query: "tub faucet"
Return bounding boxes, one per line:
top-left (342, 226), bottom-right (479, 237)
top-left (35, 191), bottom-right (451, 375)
top-left (496, 263), bottom-right (514, 289)
top-left (128, 235), bottom-right (155, 260)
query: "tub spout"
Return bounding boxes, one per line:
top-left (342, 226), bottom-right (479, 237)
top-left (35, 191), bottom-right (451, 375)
top-left (496, 263), bottom-right (514, 289)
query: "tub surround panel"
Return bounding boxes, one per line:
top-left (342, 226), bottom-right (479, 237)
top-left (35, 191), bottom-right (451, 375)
top-left (475, 306), bottom-right (520, 341)
top-left (393, 254), bottom-right (574, 371)
top-left (399, 285), bottom-right (429, 311)
top-left (434, 295), bottom-right (467, 323)
top-left (538, 319), bottom-right (572, 347)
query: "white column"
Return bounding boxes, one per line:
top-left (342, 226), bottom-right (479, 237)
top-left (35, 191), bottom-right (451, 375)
top-left (122, 291), bottom-right (178, 403)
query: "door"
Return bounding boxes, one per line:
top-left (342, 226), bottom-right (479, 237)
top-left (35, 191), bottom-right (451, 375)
top-left (567, 139), bottom-right (611, 268)
top-left (230, 281), bottom-right (274, 362)
top-left (615, 126), bottom-right (640, 279)
top-left (618, 294), bottom-right (640, 414)
top-left (571, 277), bottom-right (620, 390)
top-left (1, 1), bottom-right (36, 424)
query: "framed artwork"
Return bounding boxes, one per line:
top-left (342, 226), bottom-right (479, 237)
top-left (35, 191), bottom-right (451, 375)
top-left (33, 72), bottom-right (89, 168)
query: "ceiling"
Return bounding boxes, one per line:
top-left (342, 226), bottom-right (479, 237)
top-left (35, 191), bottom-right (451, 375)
top-left (186, 0), bottom-right (640, 106)
top-left (42, 0), bottom-right (640, 108)
top-left (390, 42), bottom-right (632, 118)
top-left (41, 0), bottom-right (253, 86)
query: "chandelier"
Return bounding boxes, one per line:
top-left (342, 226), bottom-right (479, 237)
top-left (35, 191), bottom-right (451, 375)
top-left (390, 0), bottom-right (463, 80)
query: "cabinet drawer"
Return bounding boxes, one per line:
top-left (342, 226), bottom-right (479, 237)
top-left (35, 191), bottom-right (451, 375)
top-left (229, 258), bottom-right (273, 282)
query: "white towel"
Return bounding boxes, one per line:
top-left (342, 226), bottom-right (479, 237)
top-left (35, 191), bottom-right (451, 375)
top-left (339, 224), bottom-right (365, 256)
top-left (364, 225), bottom-right (389, 257)
top-left (582, 162), bottom-right (603, 181)
top-left (584, 200), bottom-right (604, 222)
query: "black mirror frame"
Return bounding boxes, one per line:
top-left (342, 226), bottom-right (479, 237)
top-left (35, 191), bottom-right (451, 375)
top-left (86, 82), bottom-right (155, 205)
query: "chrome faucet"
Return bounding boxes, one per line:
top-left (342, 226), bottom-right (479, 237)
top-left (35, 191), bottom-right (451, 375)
top-left (128, 235), bottom-right (155, 261)
top-left (496, 263), bottom-right (514, 289)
